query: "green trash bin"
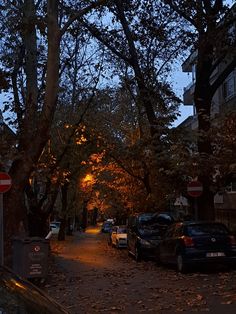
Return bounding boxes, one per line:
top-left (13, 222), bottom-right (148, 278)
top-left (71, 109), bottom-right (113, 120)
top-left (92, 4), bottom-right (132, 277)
top-left (12, 237), bottom-right (49, 279)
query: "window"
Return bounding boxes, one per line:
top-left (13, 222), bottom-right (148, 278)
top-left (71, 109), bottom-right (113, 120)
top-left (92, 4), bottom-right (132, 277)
top-left (187, 223), bottom-right (229, 236)
top-left (225, 180), bottom-right (236, 193)
top-left (223, 73), bottom-right (236, 100)
top-left (117, 227), bottom-right (127, 234)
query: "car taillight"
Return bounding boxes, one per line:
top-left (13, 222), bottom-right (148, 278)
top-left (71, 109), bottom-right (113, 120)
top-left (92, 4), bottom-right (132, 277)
top-left (181, 236), bottom-right (194, 247)
top-left (229, 235), bottom-right (236, 247)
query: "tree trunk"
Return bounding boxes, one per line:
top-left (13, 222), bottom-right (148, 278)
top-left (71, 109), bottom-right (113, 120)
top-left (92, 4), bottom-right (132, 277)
top-left (82, 202), bottom-right (88, 231)
top-left (4, 0), bottom-right (60, 264)
top-left (194, 40), bottom-right (215, 221)
top-left (58, 183), bottom-right (69, 241)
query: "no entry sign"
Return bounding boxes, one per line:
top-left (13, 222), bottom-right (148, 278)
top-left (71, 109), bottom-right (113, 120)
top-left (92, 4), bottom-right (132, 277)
top-left (187, 180), bottom-right (203, 197)
top-left (0, 172), bottom-right (12, 193)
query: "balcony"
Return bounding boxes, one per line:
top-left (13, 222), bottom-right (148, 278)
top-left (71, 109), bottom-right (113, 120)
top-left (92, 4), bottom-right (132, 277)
top-left (182, 50), bottom-right (198, 72)
top-left (178, 115), bottom-right (198, 130)
top-left (183, 82), bottom-right (195, 106)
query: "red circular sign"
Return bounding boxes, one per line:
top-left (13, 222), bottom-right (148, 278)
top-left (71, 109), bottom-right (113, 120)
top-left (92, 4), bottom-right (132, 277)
top-left (34, 245), bottom-right (41, 252)
top-left (0, 172), bottom-right (12, 193)
top-left (187, 180), bottom-right (203, 197)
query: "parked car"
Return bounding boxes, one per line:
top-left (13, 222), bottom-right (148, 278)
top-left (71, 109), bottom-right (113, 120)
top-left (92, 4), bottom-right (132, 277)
top-left (111, 225), bottom-right (127, 248)
top-left (50, 221), bottom-right (61, 234)
top-left (106, 218), bottom-right (115, 224)
top-left (157, 221), bottom-right (236, 273)
top-left (0, 266), bottom-right (68, 314)
top-left (127, 212), bottom-right (175, 261)
top-left (101, 221), bottom-right (113, 233)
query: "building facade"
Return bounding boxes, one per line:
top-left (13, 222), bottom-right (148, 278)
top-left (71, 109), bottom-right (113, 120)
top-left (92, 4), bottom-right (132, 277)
top-left (181, 53), bottom-right (236, 229)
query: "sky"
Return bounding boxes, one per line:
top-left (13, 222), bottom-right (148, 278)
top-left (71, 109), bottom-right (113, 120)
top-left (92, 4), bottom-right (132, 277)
top-left (172, 67), bottom-right (193, 126)
top-left (1, 0), bottom-right (234, 128)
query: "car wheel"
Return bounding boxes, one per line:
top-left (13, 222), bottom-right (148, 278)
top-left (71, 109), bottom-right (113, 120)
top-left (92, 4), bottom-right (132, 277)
top-left (135, 245), bottom-right (141, 262)
top-left (176, 254), bottom-right (187, 273)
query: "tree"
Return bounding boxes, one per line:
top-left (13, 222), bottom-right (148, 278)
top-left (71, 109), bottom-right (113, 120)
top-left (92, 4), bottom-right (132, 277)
top-left (77, 0), bottom-right (184, 205)
top-left (0, 0), bottom-right (108, 262)
top-left (80, 85), bottom-right (174, 213)
top-left (164, 0), bottom-right (236, 220)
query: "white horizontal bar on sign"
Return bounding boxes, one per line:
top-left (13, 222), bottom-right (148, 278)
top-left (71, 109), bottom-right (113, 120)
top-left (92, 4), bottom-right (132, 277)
top-left (187, 187), bottom-right (203, 191)
top-left (0, 179), bottom-right (11, 185)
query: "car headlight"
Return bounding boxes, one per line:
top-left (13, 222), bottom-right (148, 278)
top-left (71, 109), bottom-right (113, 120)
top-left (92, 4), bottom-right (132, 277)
top-left (140, 239), bottom-right (152, 247)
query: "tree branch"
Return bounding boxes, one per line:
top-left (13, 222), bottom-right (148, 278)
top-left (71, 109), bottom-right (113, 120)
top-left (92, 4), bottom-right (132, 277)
top-left (60, 0), bottom-right (109, 37)
top-left (164, 0), bottom-right (198, 29)
top-left (109, 152), bottom-right (144, 182)
top-left (114, 0), bottom-right (142, 75)
top-left (80, 19), bottom-right (131, 64)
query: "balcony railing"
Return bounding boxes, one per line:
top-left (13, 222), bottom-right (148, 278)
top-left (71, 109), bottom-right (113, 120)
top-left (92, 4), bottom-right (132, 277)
top-left (184, 81), bottom-right (195, 93)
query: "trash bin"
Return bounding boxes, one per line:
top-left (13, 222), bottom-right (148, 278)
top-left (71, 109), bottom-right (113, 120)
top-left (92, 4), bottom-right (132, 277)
top-left (12, 237), bottom-right (49, 279)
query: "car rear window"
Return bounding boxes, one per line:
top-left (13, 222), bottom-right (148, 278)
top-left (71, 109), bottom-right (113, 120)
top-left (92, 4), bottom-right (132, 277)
top-left (186, 224), bottom-right (229, 236)
top-left (138, 213), bottom-right (156, 224)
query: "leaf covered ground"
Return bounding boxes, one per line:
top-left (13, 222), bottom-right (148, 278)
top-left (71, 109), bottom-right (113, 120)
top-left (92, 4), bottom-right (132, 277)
top-left (45, 227), bottom-right (236, 314)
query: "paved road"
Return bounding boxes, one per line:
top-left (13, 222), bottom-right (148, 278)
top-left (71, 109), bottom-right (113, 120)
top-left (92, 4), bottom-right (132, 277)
top-left (46, 226), bottom-right (236, 314)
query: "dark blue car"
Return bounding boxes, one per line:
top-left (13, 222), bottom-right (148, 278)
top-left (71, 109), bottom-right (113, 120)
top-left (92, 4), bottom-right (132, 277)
top-left (127, 212), bottom-right (176, 261)
top-left (157, 221), bottom-right (236, 273)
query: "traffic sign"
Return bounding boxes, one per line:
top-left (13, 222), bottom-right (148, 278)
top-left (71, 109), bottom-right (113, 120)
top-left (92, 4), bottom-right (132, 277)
top-left (0, 172), bottom-right (12, 193)
top-left (187, 180), bottom-right (203, 197)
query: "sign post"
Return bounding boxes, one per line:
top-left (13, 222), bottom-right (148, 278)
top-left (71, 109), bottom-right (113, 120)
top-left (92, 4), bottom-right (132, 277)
top-left (187, 180), bottom-right (203, 220)
top-left (0, 172), bottom-right (12, 266)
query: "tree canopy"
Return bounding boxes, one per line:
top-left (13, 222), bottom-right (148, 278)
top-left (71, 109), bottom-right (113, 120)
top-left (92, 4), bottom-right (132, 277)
top-left (0, 1), bottom-right (235, 260)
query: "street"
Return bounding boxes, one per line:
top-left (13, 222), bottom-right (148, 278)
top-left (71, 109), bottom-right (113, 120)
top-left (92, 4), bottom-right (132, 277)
top-left (46, 226), bottom-right (236, 314)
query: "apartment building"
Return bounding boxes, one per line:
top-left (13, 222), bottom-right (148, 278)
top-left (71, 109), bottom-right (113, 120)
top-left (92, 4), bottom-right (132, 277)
top-left (180, 52), bottom-right (236, 229)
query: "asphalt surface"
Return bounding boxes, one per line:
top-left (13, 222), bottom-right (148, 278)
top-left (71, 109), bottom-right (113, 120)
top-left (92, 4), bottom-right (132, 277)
top-left (46, 226), bottom-right (236, 314)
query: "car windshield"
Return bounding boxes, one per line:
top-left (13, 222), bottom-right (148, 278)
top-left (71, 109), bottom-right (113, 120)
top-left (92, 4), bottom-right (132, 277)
top-left (138, 213), bottom-right (157, 225)
top-left (51, 222), bottom-right (60, 227)
top-left (139, 227), bottom-right (162, 237)
top-left (117, 227), bottom-right (127, 234)
top-left (138, 213), bottom-right (173, 226)
top-left (187, 224), bottom-right (229, 236)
